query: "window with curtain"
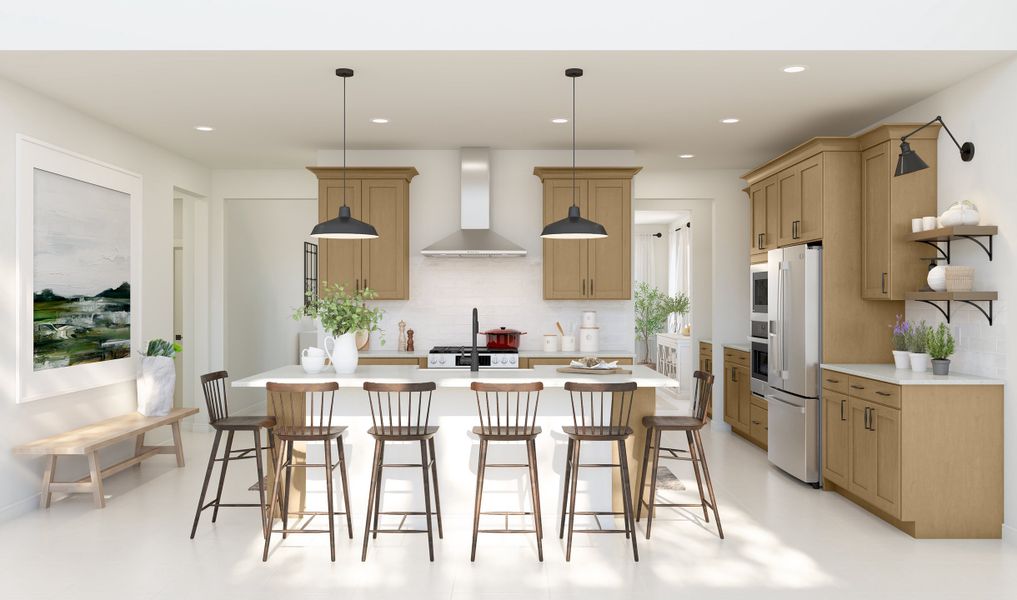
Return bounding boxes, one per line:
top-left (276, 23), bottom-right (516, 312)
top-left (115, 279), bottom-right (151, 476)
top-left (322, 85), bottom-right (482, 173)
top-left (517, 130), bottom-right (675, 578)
top-left (634, 233), bottom-right (656, 289)
top-left (668, 223), bottom-right (692, 332)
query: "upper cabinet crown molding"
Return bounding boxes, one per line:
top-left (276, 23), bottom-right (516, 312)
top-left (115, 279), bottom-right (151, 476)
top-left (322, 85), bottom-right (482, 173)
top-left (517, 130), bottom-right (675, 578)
top-left (307, 166), bottom-right (419, 181)
top-left (855, 122), bottom-right (941, 152)
top-left (740, 138), bottom-right (859, 185)
top-left (534, 166), bottom-right (643, 181)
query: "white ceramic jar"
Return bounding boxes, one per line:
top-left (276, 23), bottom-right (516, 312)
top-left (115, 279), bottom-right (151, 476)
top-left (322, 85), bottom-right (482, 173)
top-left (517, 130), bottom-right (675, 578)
top-left (579, 327), bottom-right (599, 353)
top-left (582, 311), bottom-right (597, 328)
top-left (543, 334), bottom-right (559, 353)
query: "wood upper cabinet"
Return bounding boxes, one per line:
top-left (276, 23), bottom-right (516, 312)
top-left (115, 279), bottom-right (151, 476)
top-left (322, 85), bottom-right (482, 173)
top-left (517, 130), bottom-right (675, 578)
top-left (858, 125), bottom-right (939, 300)
top-left (777, 154), bottom-right (824, 246)
top-left (309, 167), bottom-right (418, 300)
top-left (535, 167), bottom-right (640, 300)
top-left (749, 175), bottom-right (778, 255)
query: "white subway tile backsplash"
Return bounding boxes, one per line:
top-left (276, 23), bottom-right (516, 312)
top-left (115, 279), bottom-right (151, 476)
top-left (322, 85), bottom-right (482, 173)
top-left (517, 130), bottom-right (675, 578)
top-left (907, 299), bottom-right (1005, 379)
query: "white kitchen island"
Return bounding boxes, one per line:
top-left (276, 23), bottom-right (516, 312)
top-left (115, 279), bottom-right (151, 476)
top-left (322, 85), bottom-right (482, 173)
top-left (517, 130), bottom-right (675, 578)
top-left (232, 364), bottom-right (678, 524)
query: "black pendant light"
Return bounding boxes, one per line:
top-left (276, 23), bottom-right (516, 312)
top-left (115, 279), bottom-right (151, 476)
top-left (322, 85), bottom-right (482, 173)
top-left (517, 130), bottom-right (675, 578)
top-left (895, 115), bottom-right (975, 177)
top-left (540, 68), bottom-right (608, 240)
top-left (311, 68), bottom-right (379, 239)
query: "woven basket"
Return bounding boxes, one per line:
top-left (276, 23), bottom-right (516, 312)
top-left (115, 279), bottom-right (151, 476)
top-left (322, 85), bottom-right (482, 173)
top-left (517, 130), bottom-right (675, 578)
top-left (945, 266), bottom-right (975, 292)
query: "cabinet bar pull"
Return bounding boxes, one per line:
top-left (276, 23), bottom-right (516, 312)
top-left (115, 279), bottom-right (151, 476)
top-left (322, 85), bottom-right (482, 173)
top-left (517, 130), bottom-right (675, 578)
top-left (582, 279), bottom-right (586, 296)
top-left (590, 279), bottom-right (594, 295)
top-left (732, 368), bottom-right (738, 383)
top-left (363, 278), bottom-right (367, 290)
top-left (355, 279), bottom-right (360, 292)
top-left (826, 378), bottom-right (840, 384)
top-left (881, 272), bottom-right (888, 295)
top-left (864, 407), bottom-right (870, 430)
top-left (869, 408), bottom-right (876, 431)
top-left (875, 391), bottom-right (891, 397)
top-left (840, 399), bottom-right (845, 421)
top-left (850, 385), bottom-right (865, 390)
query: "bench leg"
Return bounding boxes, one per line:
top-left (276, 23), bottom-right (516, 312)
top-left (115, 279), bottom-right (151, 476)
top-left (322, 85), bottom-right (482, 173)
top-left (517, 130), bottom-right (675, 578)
top-left (40, 455), bottom-right (57, 508)
top-left (87, 451), bottom-right (105, 509)
top-left (134, 433), bottom-right (146, 468)
top-left (170, 421), bottom-right (186, 467)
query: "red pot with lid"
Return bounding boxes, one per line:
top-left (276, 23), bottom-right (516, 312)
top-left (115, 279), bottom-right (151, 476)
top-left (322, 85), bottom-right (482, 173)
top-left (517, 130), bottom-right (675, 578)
top-left (482, 326), bottom-right (527, 350)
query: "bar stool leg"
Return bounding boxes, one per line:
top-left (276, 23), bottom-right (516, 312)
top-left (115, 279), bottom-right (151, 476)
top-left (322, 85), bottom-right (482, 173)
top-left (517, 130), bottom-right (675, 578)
top-left (559, 437), bottom-right (575, 539)
top-left (190, 430), bottom-right (222, 538)
top-left (565, 439), bottom-right (581, 562)
top-left (686, 430), bottom-right (709, 522)
top-left (337, 438), bottom-right (354, 539)
top-left (470, 439), bottom-right (488, 562)
top-left (324, 438), bottom-right (336, 562)
top-left (526, 439), bottom-right (544, 561)
top-left (636, 427), bottom-right (653, 523)
top-left (419, 440), bottom-right (435, 562)
top-left (211, 431), bottom-right (235, 522)
top-left (252, 429), bottom-right (268, 538)
top-left (694, 430), bottom-right (724, 539)
top-left (617, 440), bottom-right (639, 561)
top-left (263, 438), bottom-right (287, 562)
top-left (645, 428), bottom-right (663, 540)
top-left (428, 437), bottom-right (444, 539)
top-left (362, 440), bottom-right (382, 562)
top-left (371, 441), bottom-right (385, 539)
top-left (281, 441), bottom-right (293, 539)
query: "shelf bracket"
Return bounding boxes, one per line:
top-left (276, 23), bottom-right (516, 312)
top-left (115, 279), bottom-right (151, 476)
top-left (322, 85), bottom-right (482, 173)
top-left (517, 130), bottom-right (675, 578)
top-left (913, 299), bottom-right (951, 322)
top-left (955, 234), bottom-right (993, 261)
top-left (917, 239), bottom-right (950, 263)
top-left (958, 299), bottom-right (994, 325)
top-left (911, 298), bottom-right (994, 325)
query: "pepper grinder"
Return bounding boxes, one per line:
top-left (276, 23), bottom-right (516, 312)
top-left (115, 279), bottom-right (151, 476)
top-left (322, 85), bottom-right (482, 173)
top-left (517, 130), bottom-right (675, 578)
top-left (406, 329), bottom-right (415, 352)
top-left (398, 320), bottom-right (407, 352)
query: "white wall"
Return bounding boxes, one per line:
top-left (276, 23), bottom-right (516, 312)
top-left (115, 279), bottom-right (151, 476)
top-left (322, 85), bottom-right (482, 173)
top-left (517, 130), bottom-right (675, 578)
top-left (861, 55), bottom-right (1017, 539)
top-left (0, 76), bottom-right (210, 519)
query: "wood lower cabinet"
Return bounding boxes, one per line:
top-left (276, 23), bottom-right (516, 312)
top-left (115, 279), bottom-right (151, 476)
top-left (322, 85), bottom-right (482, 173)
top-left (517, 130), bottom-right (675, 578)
top-left (359, 356), bottom-right (426, 367)
top-left (309, 167), bottom-right (417, 300)
top-left (722, 349), bottom-right (752, 436)
top-left (535, 167), bottom-right (640, 300)
top-left (821, 369), bottom-right (1002, 538)
top-left (748, 396), bottom-right (768, 450)
top-left (521, 356), bottom-right (633, 368)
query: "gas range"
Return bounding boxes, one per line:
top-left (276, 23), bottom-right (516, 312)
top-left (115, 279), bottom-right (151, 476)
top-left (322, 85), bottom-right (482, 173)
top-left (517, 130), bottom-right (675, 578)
top-left (427, 346), bottom-right (519, 369)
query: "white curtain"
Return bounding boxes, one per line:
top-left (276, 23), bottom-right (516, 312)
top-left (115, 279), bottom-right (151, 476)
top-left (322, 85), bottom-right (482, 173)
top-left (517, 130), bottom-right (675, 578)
top-left (634, 234), bottom-right (656, 289)
top-left (668, 225), bottom-right (692, 332)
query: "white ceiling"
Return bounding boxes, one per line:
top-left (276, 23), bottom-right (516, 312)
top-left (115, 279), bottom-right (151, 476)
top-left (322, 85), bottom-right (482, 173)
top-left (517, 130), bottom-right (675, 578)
top-left (0, 51), bottom-right (1011, 169)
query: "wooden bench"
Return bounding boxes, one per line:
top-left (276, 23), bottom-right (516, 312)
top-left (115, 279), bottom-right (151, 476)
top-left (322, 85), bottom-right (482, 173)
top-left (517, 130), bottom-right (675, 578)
top-left (14, 408), bottom-right (198, 509)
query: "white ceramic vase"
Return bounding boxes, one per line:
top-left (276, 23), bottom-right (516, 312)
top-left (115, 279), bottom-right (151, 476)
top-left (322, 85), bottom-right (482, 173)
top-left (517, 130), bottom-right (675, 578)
top-left (909, 352), bottom-right (931, 373)
top-left (137, 356), bottom-right (175, 416)
top-left (927, 266), bottom-right (948, 292)
top-left (325, 332), bottom-right (359, 374)
top-left (892, 350), bottom-right (910, 369)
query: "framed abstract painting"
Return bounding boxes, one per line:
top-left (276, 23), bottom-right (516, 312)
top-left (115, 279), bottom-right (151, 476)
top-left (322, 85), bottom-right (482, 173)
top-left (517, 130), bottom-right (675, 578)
top-left (15, 136), bottom-right (143, 403)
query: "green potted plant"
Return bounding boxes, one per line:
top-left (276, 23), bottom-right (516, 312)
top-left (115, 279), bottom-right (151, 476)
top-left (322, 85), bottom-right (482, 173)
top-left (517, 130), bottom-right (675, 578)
top-left (665, 291), bottom-right (692, 334)
top-left (906, 320), bottom-right (931, 373)
top-left (927, 322), bottom-right (956, 376)
top-left (293, 284), bottom-right (384, 373)
top-left (634, 281), bottom-right (691, 365)
top-left (137, 338), bottom-right (182, 416)
top-left (889, 315), bottom-right (911, 369)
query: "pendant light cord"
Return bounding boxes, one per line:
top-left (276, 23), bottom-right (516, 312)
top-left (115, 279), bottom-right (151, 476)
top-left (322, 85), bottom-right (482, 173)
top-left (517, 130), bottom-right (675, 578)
top-left (571, 73), bottom-right (576, 208)
top-left (342, 73), bottom-right (348, 208)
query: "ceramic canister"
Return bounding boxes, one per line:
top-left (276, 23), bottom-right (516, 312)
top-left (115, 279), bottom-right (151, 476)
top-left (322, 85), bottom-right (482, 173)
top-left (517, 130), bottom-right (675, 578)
top-left (579, 327), bottom-right (599, 353)
top-left (543, 334), bottom-right (559, 352)
top-left (581, 311), bottom-right (597, 328)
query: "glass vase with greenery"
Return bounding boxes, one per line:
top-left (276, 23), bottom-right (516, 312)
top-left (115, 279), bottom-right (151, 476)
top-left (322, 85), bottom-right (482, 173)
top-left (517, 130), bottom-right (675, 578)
top-left (293, 283), bottom-right (385, 342)
top-left (634, 281), bottom-right (691, 364)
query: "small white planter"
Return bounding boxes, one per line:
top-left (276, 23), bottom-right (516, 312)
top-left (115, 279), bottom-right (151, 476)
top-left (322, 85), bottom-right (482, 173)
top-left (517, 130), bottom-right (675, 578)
top-left (909, 352), bottom-right (931, 373)
top-left (137, 356), bottom-right (176, 416)
top-left (892, 350), bottom-right (910, 369)
top-left (325, 332), bottom-right (359, 374)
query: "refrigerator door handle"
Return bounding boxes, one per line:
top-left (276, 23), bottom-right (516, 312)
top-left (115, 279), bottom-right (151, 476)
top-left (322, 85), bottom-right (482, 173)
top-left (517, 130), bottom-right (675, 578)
top-left (779, 261), bottom-right (790, 380)
top-left (766, 393), bottom-right (806, 415)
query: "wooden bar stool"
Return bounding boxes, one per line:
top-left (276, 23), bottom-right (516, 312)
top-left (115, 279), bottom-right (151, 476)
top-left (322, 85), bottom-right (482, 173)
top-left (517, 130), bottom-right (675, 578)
top-left (361, 381), bottom-right (443, 562)
top-left (559, 381), bottom-right (639, 562)
top-left (470, 381), bottom-right (545, 562)
top-left (190, 371), bottom-right (277, 539)
top-left (636, 370), bottom-right (723, 539)
top-left (262, 382), bottom-right (353, 562)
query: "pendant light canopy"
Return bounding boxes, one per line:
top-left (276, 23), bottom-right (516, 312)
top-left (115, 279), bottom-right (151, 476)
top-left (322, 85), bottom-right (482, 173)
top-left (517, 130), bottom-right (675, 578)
top-left (540, 68), bottom-right (608, 240)
top-left (311, 68), bottom-right (379, 239)
top-left (895, 115), bottom-right (975, 177)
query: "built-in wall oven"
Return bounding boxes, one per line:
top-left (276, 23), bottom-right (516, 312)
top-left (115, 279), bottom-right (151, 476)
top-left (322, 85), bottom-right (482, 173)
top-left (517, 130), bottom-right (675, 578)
top-left (751, 264), bottom-right (768, 320)
top-left (749, 320), bottom-right (768, 396)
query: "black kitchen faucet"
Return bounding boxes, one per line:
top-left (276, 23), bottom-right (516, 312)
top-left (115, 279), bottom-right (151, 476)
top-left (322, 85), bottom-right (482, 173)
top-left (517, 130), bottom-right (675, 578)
top-left (470, 307), bottom-right (479, 372)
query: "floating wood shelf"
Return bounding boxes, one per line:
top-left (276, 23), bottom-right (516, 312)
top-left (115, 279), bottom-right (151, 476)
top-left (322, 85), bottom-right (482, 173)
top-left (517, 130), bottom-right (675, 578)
top-left (904, 225), bottom-right (997, 263)
top-left (905, 291), bottom-right (998, 325)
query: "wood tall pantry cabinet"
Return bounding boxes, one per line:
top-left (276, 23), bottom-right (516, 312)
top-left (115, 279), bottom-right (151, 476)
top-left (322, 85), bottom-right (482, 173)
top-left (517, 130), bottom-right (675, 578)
top-left (534, 167), bottom-right (640, 300)
top-left (308, 167), bottom-right (418, 300)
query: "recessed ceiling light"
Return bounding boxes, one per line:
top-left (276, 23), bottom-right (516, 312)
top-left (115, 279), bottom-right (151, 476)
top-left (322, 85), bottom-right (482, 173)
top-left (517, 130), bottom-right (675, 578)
top-left (782, 65), bottom-right (808, 73)
top-left (370, 118), bottom-right (389, 124)
top-left (679, 154), bottom-right (695, 159)
top-left (720, 118), bottom-right (740, 124)
top-left (193, 125), bottom-right (215, 132)
top-left (551, 118), bottom-right (569, 124)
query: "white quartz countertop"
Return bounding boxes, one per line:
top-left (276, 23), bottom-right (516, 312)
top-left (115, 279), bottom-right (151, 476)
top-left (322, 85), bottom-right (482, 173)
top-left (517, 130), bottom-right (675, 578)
top-left (357, 349), bottom-right (635, 359)
top-left (723, 343), bottom-right (752, 353)
top-left (233, 364), bottom-right (677, 389)
top-left (821, 363), bottom-right (1003, 386)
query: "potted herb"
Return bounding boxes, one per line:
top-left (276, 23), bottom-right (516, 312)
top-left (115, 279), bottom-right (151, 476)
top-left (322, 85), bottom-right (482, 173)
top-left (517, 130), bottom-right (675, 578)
top-left (927, 322), bottom-right (956, 376)
top-left (293, 284), bottom-right (384, 373)
top-left (906, 320), bottom-right (931, 373)
top-left (889, 315), bottom-right (911, 369)
top-left (634, 281), bottom-right (691, 365)
top-left (137, 338), bottom-right (182, 416)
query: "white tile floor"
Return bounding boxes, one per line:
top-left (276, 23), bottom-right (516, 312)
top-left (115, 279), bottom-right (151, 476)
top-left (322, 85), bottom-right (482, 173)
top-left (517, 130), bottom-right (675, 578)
top-left (2, 422), bottom-right (1016, 600)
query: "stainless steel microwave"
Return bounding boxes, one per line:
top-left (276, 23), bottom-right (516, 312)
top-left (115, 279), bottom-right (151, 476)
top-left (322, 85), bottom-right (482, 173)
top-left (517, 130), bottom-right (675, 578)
top-left (751, 265), bottom-right (768, 317)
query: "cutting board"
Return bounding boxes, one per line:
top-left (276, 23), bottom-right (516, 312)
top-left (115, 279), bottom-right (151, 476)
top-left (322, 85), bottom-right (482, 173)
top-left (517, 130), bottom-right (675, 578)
top-left (556, 367), bottom-right (633, 375)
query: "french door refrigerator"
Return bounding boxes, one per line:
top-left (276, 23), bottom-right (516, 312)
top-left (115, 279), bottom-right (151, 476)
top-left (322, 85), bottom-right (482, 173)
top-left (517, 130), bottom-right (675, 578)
top-left (766, 244), bottom-right (822, 485)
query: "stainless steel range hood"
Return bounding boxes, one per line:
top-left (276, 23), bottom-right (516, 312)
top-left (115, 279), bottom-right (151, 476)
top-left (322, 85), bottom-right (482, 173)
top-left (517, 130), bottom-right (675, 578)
top-left (420, 148), bottom-right (527, 257)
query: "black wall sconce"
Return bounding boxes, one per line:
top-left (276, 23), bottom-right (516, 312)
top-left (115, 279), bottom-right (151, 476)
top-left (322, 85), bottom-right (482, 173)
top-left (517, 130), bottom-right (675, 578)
top-left (895, 115), bottom-right (975, 177)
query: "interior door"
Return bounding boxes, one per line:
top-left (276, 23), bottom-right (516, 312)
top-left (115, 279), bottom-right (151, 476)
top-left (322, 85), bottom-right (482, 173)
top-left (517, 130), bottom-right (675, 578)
top-left (319, 179), bottom-right (363, 294)
top-left (861, 142), bottom-right (892, 299)
top-left (543, 179), bottom-right (589, 299)
top-left (823, 390), bottom-right (851, 487)
top-left (173, 247), bottom-right (183, 409)
top-left (587, 178), bottom-right (631, 299)
top-left (361, 179), bottom-right (407, 299)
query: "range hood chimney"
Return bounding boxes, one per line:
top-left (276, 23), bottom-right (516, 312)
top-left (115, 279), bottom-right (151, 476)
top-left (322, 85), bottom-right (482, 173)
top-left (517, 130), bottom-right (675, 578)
top-left (420, 148), bottom-right (527, 257)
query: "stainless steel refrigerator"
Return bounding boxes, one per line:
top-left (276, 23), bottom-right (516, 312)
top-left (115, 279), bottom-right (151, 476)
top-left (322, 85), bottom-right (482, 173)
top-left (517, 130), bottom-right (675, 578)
top-left (766, 244), bottom-right (822, 485)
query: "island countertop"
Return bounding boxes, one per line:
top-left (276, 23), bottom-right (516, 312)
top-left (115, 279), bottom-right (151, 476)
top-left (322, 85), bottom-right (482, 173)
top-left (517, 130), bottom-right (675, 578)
top-left (233, 364), bottom-right (677, 389)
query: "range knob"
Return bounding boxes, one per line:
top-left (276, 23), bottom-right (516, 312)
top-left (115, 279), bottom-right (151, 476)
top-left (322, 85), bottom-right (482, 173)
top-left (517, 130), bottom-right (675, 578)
top-left (439, 357), bottom-right (446, 365)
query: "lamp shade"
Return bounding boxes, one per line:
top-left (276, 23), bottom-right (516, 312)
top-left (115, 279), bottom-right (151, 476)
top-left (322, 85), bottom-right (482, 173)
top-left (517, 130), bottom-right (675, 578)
top-left (540, 205), bottom-right (608, 239)
top-left (310, 205), bottom-right (379, 239)
top-left (894, 141), bottom-right (930, 177)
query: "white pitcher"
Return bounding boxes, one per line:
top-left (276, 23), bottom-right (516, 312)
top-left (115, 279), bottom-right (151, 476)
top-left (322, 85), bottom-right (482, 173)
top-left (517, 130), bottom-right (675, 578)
top-left (324, 332), bottom-right (359, 374)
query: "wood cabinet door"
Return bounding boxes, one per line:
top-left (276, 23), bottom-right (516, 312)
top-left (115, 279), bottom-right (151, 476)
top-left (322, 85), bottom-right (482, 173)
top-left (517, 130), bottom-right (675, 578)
top-left (861, 142), bottom-right (892, 300)
top-left (870, 404), bottom-right (902, 517)
top-left (795, 155), bottom-right (824, 243)
top-left (737, 366), bottom-right (751, 429)
top-left (318, 179), bottom-right (363, 294)
top-left (749, 402), bottom-right (768, 448)
top-left (543, 179), bottom-right (589, 299)
top-left (848, 397), bottom-right (877, 502)
top-left (823, 390), bottom-right (851, 488)
top-left (587, 179), bottom-right (632, 299)
top-left (776, 166), bottom-right (800, 246)
top-left (723, 363), bottom-right (739, 425)
top-left (361, 179), bottom-right (408, 299)
top-left (750, 181), bottom-right (767, 254)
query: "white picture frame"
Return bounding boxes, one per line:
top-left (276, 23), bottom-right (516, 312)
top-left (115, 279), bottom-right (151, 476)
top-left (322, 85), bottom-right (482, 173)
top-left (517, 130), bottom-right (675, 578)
top-left (15, 135), bottom-right (143, 403)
